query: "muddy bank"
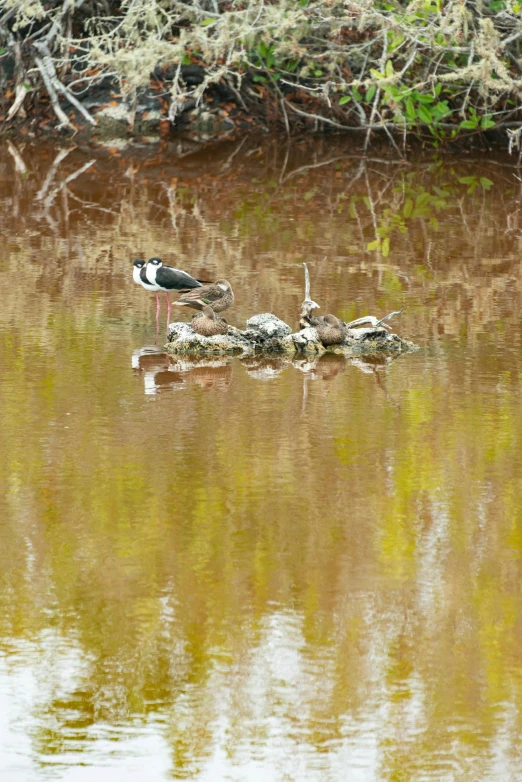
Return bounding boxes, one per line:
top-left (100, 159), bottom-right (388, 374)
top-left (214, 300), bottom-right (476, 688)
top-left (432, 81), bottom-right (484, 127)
top-left (0, 60), bottom-right (508, 154)
top-left (0, 64), bottom-right (293, 145)
top-left (166, 313), bottom-right (417, 357)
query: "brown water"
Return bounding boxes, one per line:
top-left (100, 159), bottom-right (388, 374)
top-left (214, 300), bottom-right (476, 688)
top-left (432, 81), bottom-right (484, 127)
top-left (1, 136), bottom-right (522, 781)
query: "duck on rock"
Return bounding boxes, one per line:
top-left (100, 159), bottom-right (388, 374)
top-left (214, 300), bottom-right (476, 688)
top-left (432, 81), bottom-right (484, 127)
top-left (174, 280), bottom-right (234, 314)
top-left (191, 305), bottom-right (229, 337)
top-left (307, 314), bottom-right (347, 347)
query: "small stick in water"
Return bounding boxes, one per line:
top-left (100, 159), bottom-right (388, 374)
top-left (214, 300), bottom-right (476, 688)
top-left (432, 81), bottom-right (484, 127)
top-left (346, 309), bottom-right (403, 331)
top-left (300, 262), bottom-right (320, 318)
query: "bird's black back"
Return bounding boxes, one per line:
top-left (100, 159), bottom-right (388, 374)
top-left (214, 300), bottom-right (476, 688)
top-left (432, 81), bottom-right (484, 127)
top-left (156, 265), bottom-right (202, 291)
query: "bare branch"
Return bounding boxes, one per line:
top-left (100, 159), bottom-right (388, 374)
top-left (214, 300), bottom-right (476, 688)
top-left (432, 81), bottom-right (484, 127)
top-left (301, 262), bottom-right (320, 318)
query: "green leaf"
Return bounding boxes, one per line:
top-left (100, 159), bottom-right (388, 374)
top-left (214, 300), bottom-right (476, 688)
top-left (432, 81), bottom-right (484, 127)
top-left (0, 48), bottom-right (6, 56)
top-left (417, 105), bottom-right (432, 124)
top-left (405, 98), bottom-right (416, 121)
top-left (367, 239), bottom-right (381, 251)
top-left (481, 116), bottom-right (495, 130)
top-left (416, 94), bottom-right (435, 104)
top-left (460, 119), bottom-right (478, 129)
top-left (416, 192), bottom-right (431, 206)
top-left (351, 86), bottom-right (362, 101)
top-left (403, 198), bottom-right (413, 218)
top-left (314, 69), bottom-right (323, 77)
top-left (252, 74), bottom-right (267, 83)
top-left (434, 82), bottom-right (442, 96)
top-left (200, 16), bottom-right (216, 25)
top-left (370, 68), bottom-right (384, 80)
top-left (365, 85), bottom-right (376, 103)
top-left (458, 176), bottom-right (477, 184)
top-left (385, 60), bottom-right (394, 77)
top-left (382, 237), bottom-right (390, 257)
top-left (433, 101), bottom-right (450, 117)
top-left (480, 177), bottom-right (494, 190)
top-left (339, 96), bottom-right (350, 106)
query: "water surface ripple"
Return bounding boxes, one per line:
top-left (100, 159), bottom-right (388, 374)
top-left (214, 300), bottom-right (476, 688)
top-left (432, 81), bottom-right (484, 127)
top-left (1, 138), bottom-right (521, 781)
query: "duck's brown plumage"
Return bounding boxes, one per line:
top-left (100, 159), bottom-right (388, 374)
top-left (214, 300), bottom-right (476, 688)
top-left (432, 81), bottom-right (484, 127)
top-left (307, 314), bottom-right (347, 346)
top-left (192, 305), bottom-right (229, 337)
top-left (174, 279), bottom-right (234, 313)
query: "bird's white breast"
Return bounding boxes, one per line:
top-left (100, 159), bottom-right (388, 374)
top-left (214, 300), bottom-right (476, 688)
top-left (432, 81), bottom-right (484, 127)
top-left (145, 263), bottom-right (158, 284)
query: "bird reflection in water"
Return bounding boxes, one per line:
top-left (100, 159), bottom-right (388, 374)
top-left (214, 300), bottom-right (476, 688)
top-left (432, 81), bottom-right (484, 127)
top-left (132, 347), bottom-right (232, 394)
top-left (132, 348), bottom-right (403, 398)
top-left (292, 353), bottom-right (402, 413)
top-left (169, 357), bottom-right (232, 392)
top-left (241, 354), bottom-right (349, 383)
top-left (350, 353), bottom-right (402, 407)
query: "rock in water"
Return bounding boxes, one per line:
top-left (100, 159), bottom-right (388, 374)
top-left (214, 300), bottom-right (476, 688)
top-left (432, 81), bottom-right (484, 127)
top-left (246, 313), bottom-right (293, 338)
top-left (282, 326), bottom-right (325, 355)
top-left (166, 315), bottom-right (417, 356)
top-left (168, 321), bottom-right (253, 355)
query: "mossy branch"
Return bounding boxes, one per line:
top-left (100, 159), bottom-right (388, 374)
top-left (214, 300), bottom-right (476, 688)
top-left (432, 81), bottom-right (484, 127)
top-left (2, 0), bottom-right (522, 148)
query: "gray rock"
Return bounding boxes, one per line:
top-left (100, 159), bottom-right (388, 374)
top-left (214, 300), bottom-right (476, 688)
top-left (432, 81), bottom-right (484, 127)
top-left (165, 315), bottom-right (417, 357)
top-left (167, 321), bottom-right (253, 355)
top-left (286, 326), bottom-right (325, 355)
top-left (168, 322), bottom-right (195, 341)
top-left (246, 313), bottom-right (293, 338)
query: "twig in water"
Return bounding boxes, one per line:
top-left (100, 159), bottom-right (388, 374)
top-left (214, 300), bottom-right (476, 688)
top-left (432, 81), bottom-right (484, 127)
top-left (7, 141), bottom-right (28, 175)
top-left (36, 147), bottom-right (73, 200)
top-left (346, 309), bottom-right (403, 330)
top-left (300, 262), bottom-right (320, 318)
top-left (43, 159), bottom-right (96, 210)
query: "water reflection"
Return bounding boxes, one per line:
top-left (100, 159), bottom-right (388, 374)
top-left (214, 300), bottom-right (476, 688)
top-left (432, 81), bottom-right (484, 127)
top-left (132, 348), bottom-right (234, 395)
top-left (131, 350), bottom-right (399, 396)
top-left (1, 138), bottom-right (522, 781)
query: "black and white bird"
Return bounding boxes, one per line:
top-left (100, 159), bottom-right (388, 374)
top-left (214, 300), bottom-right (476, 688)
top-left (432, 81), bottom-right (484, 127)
top-left (133, 259), bottom-right (163, 324)
top-left (144, 257), bottom-right (206, 324)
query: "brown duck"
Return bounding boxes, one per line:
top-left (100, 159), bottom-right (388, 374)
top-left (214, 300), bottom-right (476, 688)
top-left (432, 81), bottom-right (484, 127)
top-left (192, 305), bottom-right (228, 337)
top-left (307, 314), bottom-right (347, 346)
top-left (174, 279), bottom-right (234, 313)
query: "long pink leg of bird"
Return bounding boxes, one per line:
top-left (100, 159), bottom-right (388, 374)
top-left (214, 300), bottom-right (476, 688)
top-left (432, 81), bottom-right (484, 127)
top-left (165, 292), bottom-right (171, 328)
top-left (155, 293), bottom-right (160, 344)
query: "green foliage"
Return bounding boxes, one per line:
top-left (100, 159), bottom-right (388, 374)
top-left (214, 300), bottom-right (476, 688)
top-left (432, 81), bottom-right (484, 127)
top-left (0, 0), bottom-right (512, 147)
top-left (459, 107), bottom-right (496, 131)
top-left (364, 167), bottom-right (496, 255)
